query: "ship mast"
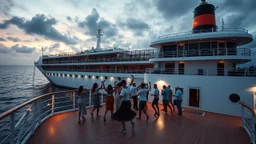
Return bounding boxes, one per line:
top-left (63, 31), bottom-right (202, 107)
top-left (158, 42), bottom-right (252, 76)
top-left (96, 26), bottom-right (103, 50)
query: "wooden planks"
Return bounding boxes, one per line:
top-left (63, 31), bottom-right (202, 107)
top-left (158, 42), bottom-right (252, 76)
top-left (28, 103), bottom-right (249, 144)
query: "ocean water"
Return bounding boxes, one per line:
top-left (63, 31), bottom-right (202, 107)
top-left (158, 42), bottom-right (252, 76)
top-left (0, 65), bottom-right (69, 114)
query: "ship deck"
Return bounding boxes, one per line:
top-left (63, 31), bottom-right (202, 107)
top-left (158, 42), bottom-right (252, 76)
top-left (27, 103), bottom-right (249, 144)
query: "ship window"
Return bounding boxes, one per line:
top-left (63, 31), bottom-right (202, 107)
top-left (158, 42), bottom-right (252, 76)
top-left (65, 74), bottom-right (67, 77)
top-left (88, 75), bottom-right (91, 79)
top-left (70, 74), bottom-right (72, 77)
top-left (53, 73), bottom-right (55, 76)
top-left (81, 75), bottom-right (84, 78)
top-left (199, 42), bottom-right (210, 49)
top-left (211, 42), bottom-right (217, 48)
top-left (60, 74), bottom-right (63, 76)
top-left (75, 74), bottom-right (78, 78)
top-left (189, 43), bottom-right (198, 50)
top-left (105, 76), bottom-right (108, 80)
top-left (96, 76), bottom-right (99, 79)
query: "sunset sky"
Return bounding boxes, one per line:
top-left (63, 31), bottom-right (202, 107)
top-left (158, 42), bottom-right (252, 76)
top-left (0, 0), bottom-right (255, 66)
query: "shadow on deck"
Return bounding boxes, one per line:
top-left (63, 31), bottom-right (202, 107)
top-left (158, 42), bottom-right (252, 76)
top-left (27, 104), bottom-right (249, 144)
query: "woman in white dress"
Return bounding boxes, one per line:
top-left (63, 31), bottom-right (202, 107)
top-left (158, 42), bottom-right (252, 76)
top-left (77, 86), bottom-right (88, 123)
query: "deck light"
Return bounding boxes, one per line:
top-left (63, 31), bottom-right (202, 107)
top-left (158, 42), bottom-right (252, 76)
top-left (47, 103), bottom-right (50, 106)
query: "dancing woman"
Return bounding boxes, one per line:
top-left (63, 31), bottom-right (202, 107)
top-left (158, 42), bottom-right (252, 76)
top-left (102, 81), bottom-right (115, 121)
top-left (77, 86), bottom-right (88, 122)
top-left (112, 75), bottom-right (136, 133)
top-left (91, 82), bottom-right (103, 117)
top-left (114, 81), bottom-right (122, 112)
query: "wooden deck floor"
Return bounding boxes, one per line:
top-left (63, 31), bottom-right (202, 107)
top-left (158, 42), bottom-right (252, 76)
top-left (28, 104), bottom-right (249, 144)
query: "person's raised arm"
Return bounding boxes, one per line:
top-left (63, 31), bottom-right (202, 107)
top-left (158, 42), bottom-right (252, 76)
top-left (101, 80), bottom-right (107, 91)
top-left (129, 75), bottom-right (134, 86)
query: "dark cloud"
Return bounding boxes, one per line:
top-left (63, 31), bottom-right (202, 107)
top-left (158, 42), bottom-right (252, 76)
top-left (47, 43), bottom-right (60, 52)
top-left (0, 38), bottom-right (6, 41)
top-left (218, 0), bottom-right (256, 28)
top-left (155, 0), bottom-right (196, 20)
top-left (118, 18), bottom-right (150, 36)
top-left (0, 14), bottom-right (78, 44)
top-left (0, 0), bottom-right (15, 16)
top-left (66, 16), bottom-right (72, 22)
top-left (7, 37), bottom-right (21, 42)
top-left (0, 43), bottom-right (35, 54)
top-left (78, 8), bottom-right (118, 38)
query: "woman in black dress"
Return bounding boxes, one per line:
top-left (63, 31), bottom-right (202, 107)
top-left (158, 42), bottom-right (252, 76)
top-left (112, 75), bottom-right (137, 133)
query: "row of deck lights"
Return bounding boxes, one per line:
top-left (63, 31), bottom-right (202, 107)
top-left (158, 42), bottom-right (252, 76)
top-left (46, 72), bottom-right (119, 81)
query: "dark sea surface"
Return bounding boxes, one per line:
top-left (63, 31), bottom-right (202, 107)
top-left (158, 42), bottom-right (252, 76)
top-left (0, 65), bottom-right (69, 114)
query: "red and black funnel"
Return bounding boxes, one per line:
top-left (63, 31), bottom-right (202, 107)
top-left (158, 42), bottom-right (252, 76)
top-left (192, 0), bottom-right (217, 33)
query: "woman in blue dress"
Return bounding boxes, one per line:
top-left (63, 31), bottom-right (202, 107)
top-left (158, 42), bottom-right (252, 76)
top-left (77, 86), bottom-right (88, 122)
top-left (91, 82), bottom-right (103, 117)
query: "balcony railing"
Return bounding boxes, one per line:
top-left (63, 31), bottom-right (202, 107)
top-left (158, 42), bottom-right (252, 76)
top-left (145, 68), bottom-right (256, 77)
top-left (156, 28), bottom-right (248, 40)
top-left (0, 89), bottom-right (107, 144)
top-left (156, 48), bottom-right (251, 58)
top-left (44, 68), bottom-right (146, 74)
top-left (239, 102), bottom-right (256, 144)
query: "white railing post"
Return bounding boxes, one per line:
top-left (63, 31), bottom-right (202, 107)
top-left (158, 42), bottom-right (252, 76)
top-left (241, 105), bottom-right (245, 128)
top-left (73, 92), bottom-right (76, 109)
top-left (10, 113), bottom-right (15, 144)
top-left (89, 91), bottom-right (92, 106)
top-left (101, 93), bottom-right (104, 104)
top-left (250, 113), bottom-right (255, 144)
top-left (31, 101), bottom-right (37, 134)
top-left (52, 94), bottom-right (55, 115)
top-left (38, 99), bottom-right (42, 125)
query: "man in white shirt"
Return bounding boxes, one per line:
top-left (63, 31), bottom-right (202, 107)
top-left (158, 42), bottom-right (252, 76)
top-left (130, 83), bottom-right (139, 110)
top-left (136, 82), bottom-right (151, 121)
top-left (175, 87), bottom-right (183, 115)
top-left (151, 84), bottom-right (160, 117)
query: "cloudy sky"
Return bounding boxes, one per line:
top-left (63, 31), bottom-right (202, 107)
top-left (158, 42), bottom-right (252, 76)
top-left (0, 0), bottom-right (255, 66)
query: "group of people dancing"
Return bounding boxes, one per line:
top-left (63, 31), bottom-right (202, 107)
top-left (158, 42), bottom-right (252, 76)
top-left (76, 75), bottom-right (183, 133)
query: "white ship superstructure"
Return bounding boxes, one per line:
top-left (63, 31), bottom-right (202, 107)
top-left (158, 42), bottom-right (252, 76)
top-left (36, 0), bottom-right (256, 116)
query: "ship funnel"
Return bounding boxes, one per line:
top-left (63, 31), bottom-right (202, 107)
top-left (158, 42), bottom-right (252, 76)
top-left (192, 0), bottom-right (217, 33)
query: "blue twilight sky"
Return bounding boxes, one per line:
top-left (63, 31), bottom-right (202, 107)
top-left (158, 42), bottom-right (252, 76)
top-left (0, 0), bottom-right (255, 66)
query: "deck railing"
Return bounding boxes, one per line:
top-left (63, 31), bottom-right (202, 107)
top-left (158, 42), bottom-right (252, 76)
top-left (145, 68), bottom-right (256, 77)
top-left (44, 68), bottom-right (146, 74)
top-left (156, 48), bottom-right (251, 58)
top-left (156, 28), bottom-right (248, 40)
top-left (239, 102), bottom-right (256, 144)
top-left (0, 89), bottom-right (106, 144)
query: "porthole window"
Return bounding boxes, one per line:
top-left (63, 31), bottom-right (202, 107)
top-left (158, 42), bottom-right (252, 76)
top-left (70, 74), bottom-right (72, 77)
top-left (75, 74), bottom-right (78, 78)
top-left (105, 76), bottom-right (108, 80)
top-left (229, 93), bottom-right (240, 103)
top-left (118, 77), bottom-right (121, 81)
top-left (81, 75), bottom-right (84, 78)
top-left (88, 75), bottom-right (91, 79)
top-left (60, 74), bottom-right (63, 76)
top-left (96, 76), bottom-right (99, 79)
top-left (65, 74), bottom-right (67, 77)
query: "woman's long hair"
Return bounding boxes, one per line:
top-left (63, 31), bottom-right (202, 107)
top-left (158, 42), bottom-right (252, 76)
top-left (107, 84), bottom-right (113, 93)
top-left (78, 86), bottom-right (83, 95)
top-left (91, 83), bottom-right (98, 93)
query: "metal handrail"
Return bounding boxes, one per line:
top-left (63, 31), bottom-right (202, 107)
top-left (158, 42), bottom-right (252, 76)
top-left (156, 28), bottom-right (248, 40)
top-left (0, 89), bottom-right (108, 144)
top-left (156, 48), bottom-right (251, 58)
top-left (145, 68), bottom-right (256, 77)
top-left (239, 101), bottom-right (256, 144)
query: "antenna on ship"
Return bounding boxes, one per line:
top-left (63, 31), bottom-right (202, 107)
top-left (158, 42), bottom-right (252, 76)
top-left (96, 25), bottom-right (103, 50)
top-left (41, 47), bottom-right (44, 57)
top-left (221, 18), bottom-right (225, 31)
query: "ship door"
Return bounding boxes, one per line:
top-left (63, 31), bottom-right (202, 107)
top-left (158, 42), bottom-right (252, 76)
top-left (217, 62), bottom-right (225, 76)
top-left (188, 88), bottom-right (200, 108)
top-left (178, 63), bottom-right (184, 75)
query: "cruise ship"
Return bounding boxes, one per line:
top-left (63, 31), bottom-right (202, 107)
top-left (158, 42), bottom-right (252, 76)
top-left (1, 1), bottom-right (255, 144)
top-left (34, 0), bottom-right (256, 117)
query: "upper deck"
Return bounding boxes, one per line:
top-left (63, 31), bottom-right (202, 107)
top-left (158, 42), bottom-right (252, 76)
top-left (151, 28), bottom-right (253, 47)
